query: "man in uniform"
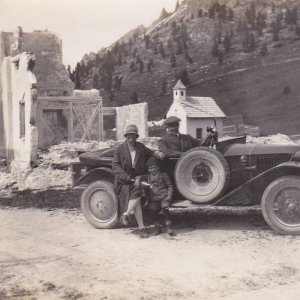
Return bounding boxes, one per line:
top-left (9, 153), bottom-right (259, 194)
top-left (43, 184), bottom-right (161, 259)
top-left (158, 116), bottom-right (202, 158)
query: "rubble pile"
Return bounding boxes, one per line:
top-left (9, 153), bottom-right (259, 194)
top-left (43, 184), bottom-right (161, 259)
top-left (20, 166), bottom-right (72, 190)
top-left (1, 134), bottom-right (299, 193)
top-left (39, 140), bottom-right (117, 166)
top-left (0, 170), bottom-right (16, 190)
top-left (38, 138), bottom-right (159, 167)
top-left (246, 134), bottom-right (298, 145)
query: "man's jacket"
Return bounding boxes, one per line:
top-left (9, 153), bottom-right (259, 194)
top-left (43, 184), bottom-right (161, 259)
top-left (158, 133), bottom-right (201, 158)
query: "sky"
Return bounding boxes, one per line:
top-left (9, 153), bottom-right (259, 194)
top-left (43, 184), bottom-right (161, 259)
top-left (0, 0), bottom-right (177, 68)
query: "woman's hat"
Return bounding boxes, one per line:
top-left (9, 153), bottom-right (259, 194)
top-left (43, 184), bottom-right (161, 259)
top-left (124, 124), bottom-right (139, 137)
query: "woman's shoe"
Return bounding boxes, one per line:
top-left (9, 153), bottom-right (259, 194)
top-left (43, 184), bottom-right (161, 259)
top-left (120, 214), bottom-right (129, 226)
top-left (139, 228), bottom-right (149, 238)
top-left (152, 225), bottom-right (163, 236)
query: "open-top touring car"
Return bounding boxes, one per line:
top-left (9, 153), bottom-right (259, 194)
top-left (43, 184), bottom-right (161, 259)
top-left (71, 129), bottom-right (300, 235)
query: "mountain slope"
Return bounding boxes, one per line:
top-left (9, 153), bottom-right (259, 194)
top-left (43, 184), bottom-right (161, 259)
top-left (71, 0), bottom-right (300, 134)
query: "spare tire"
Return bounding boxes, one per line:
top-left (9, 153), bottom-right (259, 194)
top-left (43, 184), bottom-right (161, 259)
top-left (175, 147), bottom-right (230, 204)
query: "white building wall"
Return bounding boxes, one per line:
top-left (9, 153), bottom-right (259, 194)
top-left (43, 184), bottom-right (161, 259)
top-left (1, 52), bottom-right (38, 180)
top-left (166, 102), bottom-right (187, 134)
top-left (187, 118), bottom-right (224, 139)
top-left (116, 102), bottom-right (148, 140)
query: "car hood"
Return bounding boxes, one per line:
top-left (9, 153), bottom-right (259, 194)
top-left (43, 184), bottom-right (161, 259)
top-left (223, 143), bottom-right (300, 157)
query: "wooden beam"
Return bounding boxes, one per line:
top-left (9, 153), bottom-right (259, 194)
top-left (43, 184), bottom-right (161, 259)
top-left (39, 96), bottom-right (102, 103)
top-left (98, 101), bottom-right (103, 141)
top-left (102, 107), bottom-right (116, 115)
top-left (82, 106), bottom-right (100, 140)
top-left (69, 103), bottom-right (73, 141)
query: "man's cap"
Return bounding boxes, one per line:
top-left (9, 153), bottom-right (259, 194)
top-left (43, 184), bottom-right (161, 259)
top-left (124, 124), bottom-right (139, 137)
top-left (164, 116), bottom-right (181, 126)
top-left (147, 157), bottom-right (159, 168)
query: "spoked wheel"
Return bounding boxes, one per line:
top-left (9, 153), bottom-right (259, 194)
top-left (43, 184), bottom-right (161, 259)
top-left (262, 176), bottom-right (300, 235)
top-left (81, 181), bottom-right (118, 229)
top-left (175, 147), bottom-right (230, 203)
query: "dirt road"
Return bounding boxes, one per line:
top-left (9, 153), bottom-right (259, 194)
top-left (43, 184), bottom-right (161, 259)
top-left (0, 207), bottom-right (300, 300)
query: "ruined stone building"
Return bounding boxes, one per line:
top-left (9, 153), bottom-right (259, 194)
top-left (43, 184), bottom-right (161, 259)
top-left (0, 27), bottom-right (74, 156)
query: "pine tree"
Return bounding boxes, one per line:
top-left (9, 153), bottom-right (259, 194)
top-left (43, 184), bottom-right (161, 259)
top-left (92, 73), bottom-right (99, 89)
top-left (136, 55), bottom-right (141, 64)
top-left (70, 71), bottom-right (75, 83)
top-left (249, 2), bottom-right (256, 29)
top-left (130, 61), bottom-right (136, 72)
top-left (130, 91), bottom-right (139, 104)
top-left (176, 39), bottom-right (183, 54)
top-left (147, 58), bottom-right (154, 72)
top-left (175, 0), bottom-right (180, 11)
top-left (75, 71), bottom-right (81, 89)
top-left (228, 8), bottom-right (234, 21)
top-left (223, 34), bottom-right (231, 52)
top-left (178, 68), bottom-right (190, 86)
top-left (104, 73), bottom-right (112, 91)
top-left (290, 7), bottom-right (298, 25)
top-left (117, 53), bottom-right (122, 66)
top-left (139, 60), bottom-right (144, 73)
top-left (209, 6), bottom-right (215, 19)
top-left (260, 43), bottom-right (268, 56)
top-left (271, 21), bottom-right (280, 41)
top-left (67, 65), bottom-right (72, 76)
top-left (212, 39), bottom-right (219, 57)
top-left (160, 77), bottom-right (167, 96)
top-left (159, 8), bottom-right (169, 20)
top-left (114, 76), bottom-right (122, 91)
top-left (167, 39), bottom-right (173, 50)
top-left (249, 33), bottom-right (256, 50)
top-left (218, 51), bottom-right (224, 64)
top-left (185, 51), bottom-right (193, 63)
top-left (159, 42), bottom-right (166, 58)
top-left (144, 34), bottom-right (150, 49)
top-left (170, 53), bottom-right (176, 68)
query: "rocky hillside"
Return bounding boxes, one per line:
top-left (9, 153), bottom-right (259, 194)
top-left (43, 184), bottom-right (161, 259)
top-left (70, 0), bottom-right (300, 135)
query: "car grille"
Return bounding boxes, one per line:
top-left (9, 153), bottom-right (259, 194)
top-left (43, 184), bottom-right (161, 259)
top-left (255, 155), bottom-right (290, 173)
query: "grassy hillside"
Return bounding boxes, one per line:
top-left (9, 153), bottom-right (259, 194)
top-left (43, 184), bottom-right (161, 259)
top-left (71, 0), bottom-right (300, 134)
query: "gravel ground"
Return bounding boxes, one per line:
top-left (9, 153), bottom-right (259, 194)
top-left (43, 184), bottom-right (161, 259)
top-left (0, 206), bottom-right (300, 300)
top-left (1, 134), bottom-right (300, 299)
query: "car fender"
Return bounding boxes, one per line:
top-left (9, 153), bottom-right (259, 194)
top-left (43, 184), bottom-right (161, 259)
top-left (77, 167), bottom-right (114, 186)
top-left (215, 161), bottom-right (300, 206)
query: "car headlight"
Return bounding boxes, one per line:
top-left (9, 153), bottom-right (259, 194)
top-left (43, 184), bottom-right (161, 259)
top-left (240, 155), bottom-right (248, 165)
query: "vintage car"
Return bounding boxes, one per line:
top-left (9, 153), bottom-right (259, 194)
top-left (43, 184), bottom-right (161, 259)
top-left (71, 130), bottom-right (300, 235)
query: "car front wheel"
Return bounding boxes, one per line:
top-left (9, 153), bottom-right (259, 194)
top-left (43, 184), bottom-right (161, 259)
top-left (262, 176), bottom-right (300, 235)
top-left (81, 180), bottom-right (119, 229)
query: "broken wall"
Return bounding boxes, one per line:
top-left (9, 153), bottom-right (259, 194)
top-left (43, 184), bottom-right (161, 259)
top-left (0, 28), bottom-right (74, 156)
top-left (116, 102), bottom-right (148, 140)
top-left (1, 52), bottom-right (38, 179)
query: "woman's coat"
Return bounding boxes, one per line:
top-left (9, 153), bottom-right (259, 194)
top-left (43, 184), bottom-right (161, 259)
top-left (112, 141), bottom-right (153, 215)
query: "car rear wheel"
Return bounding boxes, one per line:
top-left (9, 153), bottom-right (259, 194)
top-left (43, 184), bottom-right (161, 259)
top-left (175, 147), bottom-right (230, 204)
top-left (81, 180), bottom-right (118, 229)
top-left (262, 176), bottom-right (300, 235)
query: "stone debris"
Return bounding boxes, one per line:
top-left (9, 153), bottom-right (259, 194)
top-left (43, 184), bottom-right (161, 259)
top-left (0, 134), bottom-right (298, 193)
top-left (38, 140), bottom-right (118, 166)
top-left (38, 138), bottom-right (160, 166)
top-left (20, 166), bottom-right (72, 190)
top-left (0, 170), bottom-right (16, 190)
top-left (246, 134), bottom-right (299, 145)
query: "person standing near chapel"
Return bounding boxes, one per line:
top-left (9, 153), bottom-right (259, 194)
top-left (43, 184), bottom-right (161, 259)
top-left (158, 116), bottom-right (201, 158)
top-left (112, 124), bottom-right (163, 238)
